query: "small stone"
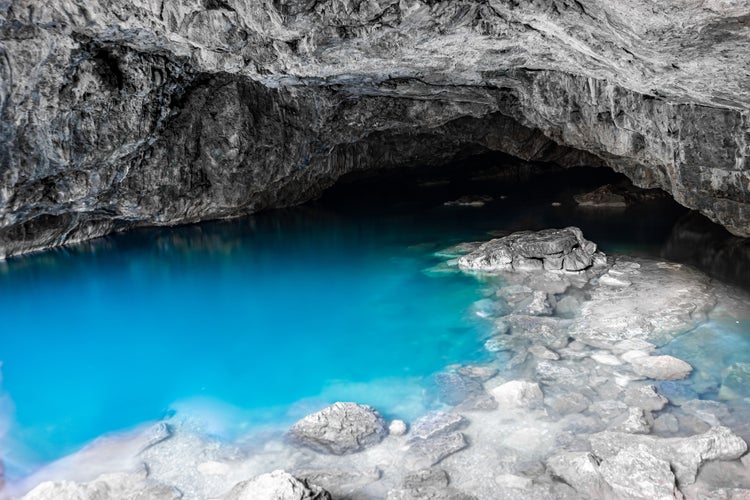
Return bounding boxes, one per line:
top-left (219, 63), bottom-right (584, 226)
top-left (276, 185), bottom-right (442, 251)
top-left (528, 344), bottom-right (560, 360)
top-left (490, 381), bottom-right (544, 408)
top-left (389, 420), bottom-right (408, 436)
top-left (630, 355), bottom-right (693, 380)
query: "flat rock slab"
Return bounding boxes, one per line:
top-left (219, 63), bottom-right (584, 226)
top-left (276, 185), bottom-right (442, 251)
top-left (405, 432), bottom-right (469, 469)
top-left (289, 402), bottom-right (387, 455)
top-left (630, 355), bottom-right (693, 380)
top-left (598, 445), bottom-right (678, 500)
top-left (409, 412), bottom-right (468, 442)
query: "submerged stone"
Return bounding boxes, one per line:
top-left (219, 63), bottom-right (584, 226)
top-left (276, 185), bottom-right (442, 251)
top-left (598, 445), bottom-right (678, 500)
top-left (630, 355), bottom-right (693, 380)
top-left (409, 412), bottom-right (468, 442)
top-left (288, 402), bottom-right (387, 455)
top-left (719, 363), bottom-right (750, 400)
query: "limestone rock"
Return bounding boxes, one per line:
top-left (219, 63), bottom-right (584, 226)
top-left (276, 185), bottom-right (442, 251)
top-left (598, 445), bottom-right (678, 500)
top-left (630, 355), bottom-right (693, 381)
top-left (288, 402), bottom-right (387, 455)
top-left (590, 426), bottom-right (748, 485)
top-left (546, 452), bottom-right (611, 497)
top-left (458, 227), bottom-right (601, 273)
top-left (22, 470), bottom-right (182, 500)
top-left (409, 412), bottom-right (467, 442)
top-left (222, 471), bottom-right (331, 500)
top-left (490, 381), bottom-right (544, 409)
top-left (624, 385), bottom-right (669, 411)
top-left (609, 407), bottom-right (653, 434)
top-left (405, 432), bottom-right (469, 469)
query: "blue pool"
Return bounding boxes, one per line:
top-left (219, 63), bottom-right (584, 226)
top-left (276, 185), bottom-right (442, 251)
top-left (0, 163), bottom-right (702, 479)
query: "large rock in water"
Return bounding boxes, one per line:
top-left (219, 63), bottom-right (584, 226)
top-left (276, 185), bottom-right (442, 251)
top-left (288, 402), bottom-right (388, 455)
top-left (0, 1), bottom-right (749, 258)
top-left (458, 227), bottom-right (603, 272)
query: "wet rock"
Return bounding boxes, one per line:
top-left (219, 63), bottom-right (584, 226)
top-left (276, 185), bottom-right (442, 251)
top-left (719, 363), bottom-right (750, 400)
top-left (504, 315), bottom-right (571, 349)
top-left (22, 469), bottom-right (183, 500)
top-left (409, 412), bottom-right (468, 442)
top-left (598, 445), bottom-right (678, 500)
top-left (434, 242), bottom-right (484, 260)
top-left (590, 426), bottom-right (748, 485)
top-left (609, 407), bottom-right (653, 434)
top-left (630, 355), bottom-right (693, 380)
top-left (223, 471), bottom-right (331, 500)
top-left (546, 452), bottom-right (612, 497)
top-left (514, 291), bottom-right (553, 316)
top-left (457, 365), bottom-right (499, 382)
top-left (458, 227), bottom-right (601, 273)
top-left (535, 360), bottom-right (584, 382)
top-left (547, 392), bottom-right (591, 416)
top-left (681, 400), bottom-right (730, 426)
top-left (434, 373), bottom-right (487, 406)
top-left (490, 381), bottom-right (544, 409)
top-left (574, 185), bottom-right (628, 209)
top-left (624, 385), bottom-right (669, 411)
top-left (387, 468), bottom-right (475, 500)
top-left (528, 345), bottom-right (560, 360)
top-left (288, 402), bottom-right (387, 455)
top-left (405, 432), bottom-right (469, 469)
top-left (294, 468), bottom-right (381, 499)
top-left (494, 474), bottom-right (532, 489)
top-left (589, 400), bottom-right (629, 420)
top-left (389, 420), bottom-right (408, 436)
top-left (653, 414), bottom-right (680, 434)
top-left (137, 422), bottom-right (173, 455)
top-left (590, 352), bottom-right (623, 366)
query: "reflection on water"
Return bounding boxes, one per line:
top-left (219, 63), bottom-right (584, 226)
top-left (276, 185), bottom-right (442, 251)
top-left (0, 157), bottom-right (748, 480)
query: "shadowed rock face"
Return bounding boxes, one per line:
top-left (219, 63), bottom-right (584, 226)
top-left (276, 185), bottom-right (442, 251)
top-left (1, 0), bottom-right (749, 256)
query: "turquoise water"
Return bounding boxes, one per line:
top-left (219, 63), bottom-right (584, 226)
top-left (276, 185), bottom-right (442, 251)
top-left (0, 163), bottom-right (703, 479)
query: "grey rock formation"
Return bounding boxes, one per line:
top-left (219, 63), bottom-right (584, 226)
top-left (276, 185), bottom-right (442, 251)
top-left (22, 469), bottom-right (182, 500)
top-left (221, 471), bottom-right (331, 500)
top-left (408, 411), bottom-right (467, 442)
top-left (598, 445), bottom-right (678, 500)
top-left (288, 402), bottom-right (387, 455)
top-left (458, 227), bottom-right (602, 272)
top-left (1, 0), bottom-right (749, 257)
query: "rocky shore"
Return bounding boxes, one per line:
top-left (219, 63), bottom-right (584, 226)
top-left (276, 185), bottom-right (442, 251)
top-left (11, 228), bottom-right (750, 499)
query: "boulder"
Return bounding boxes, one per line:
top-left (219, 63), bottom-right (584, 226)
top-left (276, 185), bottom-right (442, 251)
top-left (458, 227), bottom-right (602, 273)
top-left (288, 402), bottom-right (387, 455)
top-left (598, 445), bottom-right (678, 500)
top-left (222, 471), bottom-right (331, 500)
top-left (22, 470), bottom-right (182, 500)
top-left (590, 426), bottom-right (748, 485)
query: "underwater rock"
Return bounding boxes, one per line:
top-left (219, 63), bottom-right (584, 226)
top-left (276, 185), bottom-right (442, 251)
top-left (405, 432), bottom-right (469, 469)
top-left (630, 355), bottom-right (693, 381)
top-left (434, 373), bottom-right (487, 406)
top-left (22, 469), bottom-right (182, 500)
top-left (528, 345), bottom-right (560, 360)
top-left (409, 412), bottom-right (468, 442)
top-left (293, 468), bottom-right (381, 499)
top-left (288, 402), bottom-right (387, 455)
top-left (458, 227), bottom-right (603, 273)
top-left (490, 381), bottom-right (544, 409)
top-left (719, 363), bottom-right (750, 400)
top-left (443, 195), bottom-right (493, 208)
top-left (598, 445), bottom-right (678, 500)
top-left (609, 407), bottom-right (653, 434)
top-left (623, 385), bottom-right (669, 412)
top-left (222, 470), bottom-right (331, 500)
top-left (386, 468), bottom-right (475, 500)
top-left (546, 452), bottom-right (612, 497)
top-left (573, 185), bottom-right (628, 209)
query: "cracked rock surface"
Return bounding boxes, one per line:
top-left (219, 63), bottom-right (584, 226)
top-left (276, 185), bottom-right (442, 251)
top-left (1, 0), bottom-right (750, 258)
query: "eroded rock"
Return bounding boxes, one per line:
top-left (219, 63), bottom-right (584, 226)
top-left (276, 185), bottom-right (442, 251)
top-left (222, 470), bottom-right (331, 500)
top-left (288, 402), bottom-right (387, 455)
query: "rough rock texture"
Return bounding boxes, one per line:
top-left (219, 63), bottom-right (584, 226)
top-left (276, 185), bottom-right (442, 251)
top-left (22, 469), bottom-right (182, 500)
top-left (1, 0), bottom-right (749, 257)
top-left (458, 227), bottom-right (603, 272)
top-left (222, 470), bottom-right (331, 500)
top-left (288, 402), bottom-right (388, 455)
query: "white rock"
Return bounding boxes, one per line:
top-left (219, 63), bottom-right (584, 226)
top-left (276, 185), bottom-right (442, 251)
top-left (591, 352), bottom-right (623, 366)
top-left (389, 420), bottom-right (408, 436)
top-left (222, 470), bottom-right (330, 500)
top-left (630, 355), bottom-right (693, 380)
top-left (599, 445), bottom-right (678, 500)
top-left (490, 381), bottom-right (544, 408)
top-left (494, 473), bottom-right (532, 489)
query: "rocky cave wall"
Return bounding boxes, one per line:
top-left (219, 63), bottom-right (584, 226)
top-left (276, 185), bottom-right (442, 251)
top-left (0, 0), bottom-right (749, 257)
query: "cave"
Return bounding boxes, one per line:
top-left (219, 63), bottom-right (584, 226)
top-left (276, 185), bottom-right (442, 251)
top-left (2, 1), bottom-right (750, 498)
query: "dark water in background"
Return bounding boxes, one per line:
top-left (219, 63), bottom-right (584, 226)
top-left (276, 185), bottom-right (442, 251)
top-left (0, 155), bottom-right (747, 478)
